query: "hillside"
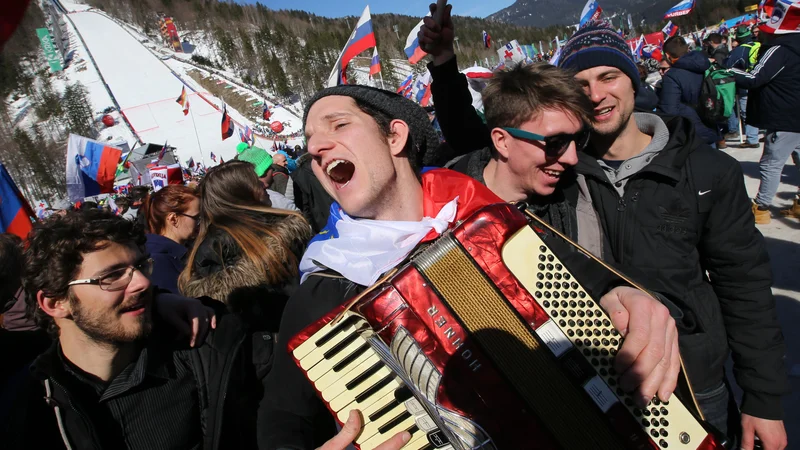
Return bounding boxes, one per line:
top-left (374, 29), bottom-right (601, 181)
top-left (488, 0), bottom-right (749, 30)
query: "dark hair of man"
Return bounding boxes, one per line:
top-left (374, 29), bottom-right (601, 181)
top-left (0, 233), bottom-right (24, 309)
top-left (482, 63), bottom-right (593, 133)
top-left (637, 64), bottom-right (649, 82)
top-left (141, 185), bottom-right (199, 235)
top-left (663, 36), bottom-right (690, 59)
top-left (22, 209), bottom-right (145, 335)
top-left (706, 33), bottom-right (723, 45)
top-left (179, 161), bottom-right (311, 295)
top-left (129, 186), bottom-right (150, 205)
top-left (352, 99), bottom-right (421, 175)
top-left (115, 196), bottom-right (130, 210)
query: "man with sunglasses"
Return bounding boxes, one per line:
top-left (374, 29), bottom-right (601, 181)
top-left (1, 209), bottom-right (274, 450)
top-left (421, 10), bottom-right (787, 450)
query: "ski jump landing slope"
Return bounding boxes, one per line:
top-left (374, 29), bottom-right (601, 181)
top-left (68, 10), bottom-right (272, 166)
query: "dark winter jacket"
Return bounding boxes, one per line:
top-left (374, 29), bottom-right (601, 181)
top-left (291, 154), bottom-right (334, 233)
top-left (181, 212), bottom-right (309, 316)
top-left (731, 33), bottom-right (800, 133)
top-left (708, 44), bottom-right (729, 65)
top-left (576, 115), bottom-right (788, 419)
top-left (145, 233), bottom-right (188, 294)
top-left (270, 166), bottom-right (291, 197)
top-left (634, 83), bottom-right (659, 112)
top-left (426, 54), bottom-right (788, 420)
top-left (725, 36), bottom-right (757, 96)
top-left (0, 299), bottom-right (276, 450)
top-left (658, 50), bottom-right (720, 144)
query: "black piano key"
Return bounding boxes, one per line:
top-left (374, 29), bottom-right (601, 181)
top-left (345, 362), bottom-right (383, 390)
top-left (368, 398), bottom-right (400, 422)
top-left (377, 410), bottom-right (412, 434)
top-left (332, 343), bottom-right (370, 373)
top-left (356, 374), bottom-right (395, 403)
top-left (323, 332), bottom-right (360, 360)
top-left (394, 386), bottom-right (413, 403)
top-left (314, 315), bottom-right (362, 348)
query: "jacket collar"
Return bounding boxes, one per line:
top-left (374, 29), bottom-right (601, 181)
top-left (146, 233), bottom-right (188, 259)
top-left (577, 114), bottom-right (699, 184)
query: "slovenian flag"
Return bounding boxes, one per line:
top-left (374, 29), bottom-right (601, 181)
top-left (482, 30), bottom-right (491, 48)
top-left (396, 74), bottom-right (413, 94)
top-left (664, 0), bottom-right (695, 19)
top-left (326, 6), bottom-right (377, 87)
top-left (176, 86), bottom-right (189, 115)
top-left (221, 103), bottom-right (234, 140)
top-left (369, 47), bottom-right (381, 78)
top-left (0, 163), bottom-right (36, 239)
top-left (210, 152), bottom-right (217, 163)
top-left (245, 125), bottom-right (255, 146)
top-left (66, 134), bottom-right (123, 202)
top-left (404, 16), bottom-right (429, 64)
top-left (662, 21), bottom-right (678, 37)
top-left (263, 104), bottom-right (271, 120)
top-left (634, 34), bottom-right (645, 59)
top-left (579, 0), bottom-right (603, 28)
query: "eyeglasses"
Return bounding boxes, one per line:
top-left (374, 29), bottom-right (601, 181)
top-left (177, 213), bottom-right (200, 222)
top-left (68, 258), bottom-right (154, 292)
top-left (502, 127), bottom-right (591, 158)
top-left (659, 67), bottom-right (669, 72)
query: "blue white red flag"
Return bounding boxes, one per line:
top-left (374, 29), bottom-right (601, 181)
top-left (662, 21), bottom-right (678, 37)
top-left (369, 47), bottom-right (381, 77)
top-left (664, 0), bottom-right (695, 19)
top-left (157, 141), bottom-right (168, 163)
top-left (245, 125), bottom-right (255, 145)
top-left (210, 152), bottom-right (217, 163)
top-left (634, 34), bottom-right (645, 59)
top-left (482, 30), bottom-right (491, 48)
top-left (66, 134), bottom-right (123, 202)
top-left (404, 16), bottom-right (429, 64)
top-left (579, 0), bottom-right (603, 28)
top-left (396, 74), bottom-right (413, 94)
top-left (326, 6), bottom-right (377, 87)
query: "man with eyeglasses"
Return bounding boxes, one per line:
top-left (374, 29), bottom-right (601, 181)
top-left (1, 209), bottom-right (272, 450)
top-left (421, 9), bottom-right (787, 450)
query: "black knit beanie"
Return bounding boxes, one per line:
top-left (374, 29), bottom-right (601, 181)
top-left (558, 21), bottom-right (640, 93)
top-left (303, 85), bottom-right (439, 170)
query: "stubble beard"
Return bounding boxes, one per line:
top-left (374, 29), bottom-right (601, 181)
top-left (69, 291), bottom-right (153, 347)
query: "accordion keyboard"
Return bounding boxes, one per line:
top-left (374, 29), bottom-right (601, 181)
top-left (292, 312), bottom-right (449, 450)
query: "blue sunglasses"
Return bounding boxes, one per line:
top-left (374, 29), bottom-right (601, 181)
top-left (502, 127), bottom-right (591, 158)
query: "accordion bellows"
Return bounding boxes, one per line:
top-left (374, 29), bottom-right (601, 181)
top-left (289, 203), bottom-right (726, 450)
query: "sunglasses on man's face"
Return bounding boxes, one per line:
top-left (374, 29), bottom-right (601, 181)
top-left (502, 127), bottom-right (591, 158)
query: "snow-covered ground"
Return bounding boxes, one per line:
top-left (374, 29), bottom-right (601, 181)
top-left (66, 8), bottom-right (303, 166)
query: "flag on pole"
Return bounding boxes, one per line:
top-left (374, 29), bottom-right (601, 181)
top-left (187, 157), bottom-right (195, 169)
top-left (326, 6), bottom-right (377, 87)
top-left (66, 134), bottom-right (123, 202)
top-left (634, 34), bottom-right (645, 59)
top-left (176, 86), bottom-right (189, 115)
top-left (579, 0), bottom-right (603, 28)
top-left (663, 0), bottom-right (695, 19)
top-left (210, 152), bottom-right (217, 163)
top-left (369, 47), bottom-right (381, 77)
top-left (549, 46), bottom-right (563, 65)
top-left (404, 16), bottom-right (429, 64)
top-left (0, 163), bottom-right (36, 239)
top-left (482, 30), bottom-right (492, 48)
top-left (221, 103), bottom-right (234, 140)
top-left (414, 71), bottom-right (432, 107)
top-left (662, 21), bottom-right (678, 37)
top-left (396, 74), bottom-right (413, 94)
top-left (262, 104), bottom-right (271, 121)
top-left (245, 125), bottom-right (255, 146)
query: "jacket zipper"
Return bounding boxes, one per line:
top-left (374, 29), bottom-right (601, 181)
top-left (48, 378), bottom-right (104, 450)
top-left (210, 332), bottom-right (247, 450)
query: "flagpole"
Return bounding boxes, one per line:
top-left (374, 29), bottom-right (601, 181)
top-left (188, 92), bottom-right (206, 167)
top-left (379, 71), bottom-right (385, 90)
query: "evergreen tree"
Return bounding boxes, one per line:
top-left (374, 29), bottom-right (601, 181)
top-left (62, 82), bottom-right (95, 138)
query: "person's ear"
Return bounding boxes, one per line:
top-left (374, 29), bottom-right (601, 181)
top-left (387, 120), bottom-right (410, 157)
top-left (490, 128), bottom-right (511, 160)
top-left (38, 290), bottom-right (71, 321)
top-left (167, 212), bottom-right (179, 228)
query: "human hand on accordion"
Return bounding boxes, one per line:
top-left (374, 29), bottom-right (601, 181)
top-left (599, 286), bottom-right (681, 409)
top-left (317, 410), bottom-right (410, 450)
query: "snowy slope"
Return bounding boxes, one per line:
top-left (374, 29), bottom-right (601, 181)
top-left (66, 10), bottom-right (302, 166)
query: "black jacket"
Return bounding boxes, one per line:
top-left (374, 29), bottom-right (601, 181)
top-left (291, 154), bottom-right (334, 233)
top-left (658, 50), bottom-right (720, 144)
top-left (732, 33), bottom-right (800, 132)
top-left (575, 116), bottom-right (788, 419)
top-left (0, 301), bottom-right (275, 450)
top-left (145, 233), bottom-right (187, 294)
top-left (426, 55), bottom-right (788, 420)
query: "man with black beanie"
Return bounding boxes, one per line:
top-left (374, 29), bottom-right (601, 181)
top-left (258, 85), bottom-right (681, 450)
top-left (420, 8), bottom-right (787, 449)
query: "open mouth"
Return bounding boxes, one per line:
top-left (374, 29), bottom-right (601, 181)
top-left (543, 169), bottom-right (562, 179)
top-left (120, 303), bottom-right (146, 315)
top-left (594, 106), bottom-right (614, 121)
top-left (325, 159), bottom-right (355, 190)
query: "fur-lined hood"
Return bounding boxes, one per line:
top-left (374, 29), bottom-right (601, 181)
top-left (180, 212), bottom-right (309, 305)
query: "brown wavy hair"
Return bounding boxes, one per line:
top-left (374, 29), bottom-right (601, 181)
top-left (140, 185), bottom-right (199, 235)
top-left (178, 161), bottom-right (311, 291)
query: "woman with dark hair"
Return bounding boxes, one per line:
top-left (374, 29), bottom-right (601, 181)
top-left (178, 161), bottom-right (311, 325)
top-left (142, 185), bottom-right (200, 293)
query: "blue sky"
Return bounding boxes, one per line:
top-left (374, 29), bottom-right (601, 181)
top-left (239, 0), bottom-right (516, 19)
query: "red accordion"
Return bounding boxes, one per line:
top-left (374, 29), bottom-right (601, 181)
top-left (289, 203), bottom-right (726, 450)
